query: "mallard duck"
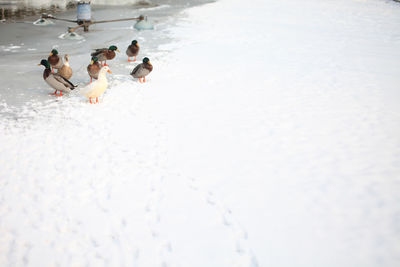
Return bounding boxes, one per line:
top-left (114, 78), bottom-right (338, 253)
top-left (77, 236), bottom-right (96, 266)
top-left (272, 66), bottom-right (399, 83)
top-left (91, 45), bottom-right (120, 65)
top-left (87, 56), bottom-right (101, 83)
top-left (57, 54), bottom-right (72, 80)
top-left (38, 59), bottom-right (76, 96)
top-left (47, 49), bottom-right (63, 73)
top-left (81, 65), bottom-right (112, 104)
top-left (126, 40), bottom-right (139, 62)
top-left (130, 57), bottom-right (153, 83)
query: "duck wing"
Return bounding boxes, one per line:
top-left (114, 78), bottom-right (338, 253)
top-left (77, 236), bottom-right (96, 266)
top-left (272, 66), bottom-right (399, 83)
top-left (52, 74), bottom-right (76, 89)
top-left (130, 64), bottom-right (142, 76)
top-left (91, 48), bottom-right (107, 57)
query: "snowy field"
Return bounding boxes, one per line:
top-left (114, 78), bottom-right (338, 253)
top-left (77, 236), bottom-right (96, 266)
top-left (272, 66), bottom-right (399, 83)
top-left (1, 0), bottom-right (400, 266)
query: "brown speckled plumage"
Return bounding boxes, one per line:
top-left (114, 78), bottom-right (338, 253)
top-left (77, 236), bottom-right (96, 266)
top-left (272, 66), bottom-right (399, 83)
top-left (126, 43), bottom-right (139, 57)
top-left (131, 59), bottom-right (153, 80)
top-left (91, 48), bottom-right (116, 63)
top-left (87, 60), bottom-right (101, 80)
top-left (57, 55), bottom-right (72, 80)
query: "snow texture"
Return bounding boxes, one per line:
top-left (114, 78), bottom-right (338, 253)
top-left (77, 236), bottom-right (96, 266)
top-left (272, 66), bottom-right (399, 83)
top-left (1, 0), bottom-right (400, 266)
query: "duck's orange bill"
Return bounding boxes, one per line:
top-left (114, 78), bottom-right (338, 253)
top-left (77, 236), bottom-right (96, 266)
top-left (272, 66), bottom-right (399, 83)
top-left (107, 70), bottom-right (112, 73)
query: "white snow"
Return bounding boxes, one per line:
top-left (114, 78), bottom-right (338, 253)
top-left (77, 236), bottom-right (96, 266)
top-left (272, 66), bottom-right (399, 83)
top-left (1, 0), bottom-right (400, 266)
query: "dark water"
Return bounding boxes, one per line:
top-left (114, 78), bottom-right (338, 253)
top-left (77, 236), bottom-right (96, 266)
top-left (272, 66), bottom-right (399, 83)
top-left (0, 0), bottom-right (195, 21)
top-left (0, 4), bottom-right (68, 20)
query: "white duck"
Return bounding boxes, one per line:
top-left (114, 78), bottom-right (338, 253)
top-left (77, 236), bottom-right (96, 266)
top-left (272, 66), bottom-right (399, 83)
top-left (81, 65), bottom-right (112, 104)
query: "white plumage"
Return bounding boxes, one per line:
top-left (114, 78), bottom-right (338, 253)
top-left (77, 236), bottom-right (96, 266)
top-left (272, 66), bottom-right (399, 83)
top-left (81, 66), bottom-right (112, 103)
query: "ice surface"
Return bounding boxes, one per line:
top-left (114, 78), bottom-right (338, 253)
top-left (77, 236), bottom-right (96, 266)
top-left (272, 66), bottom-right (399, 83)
top-left (134, 18), bottom-right (154, 30)
top-left (58, 31), bottom-right (84, 40)
top-left (1, 0), bottom-right (400, 266)
top-left (32, 18), bottom-right (55, 25)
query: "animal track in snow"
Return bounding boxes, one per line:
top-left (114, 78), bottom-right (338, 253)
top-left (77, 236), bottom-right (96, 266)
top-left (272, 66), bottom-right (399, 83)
top-left (185, 176), bottom-right (259, 267)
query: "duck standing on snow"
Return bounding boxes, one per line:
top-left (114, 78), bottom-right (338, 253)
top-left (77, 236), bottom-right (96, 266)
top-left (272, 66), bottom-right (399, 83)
top-left (38, 59), bottom-right (76, 96)
top-left (81, 65), bottom-right (112, 104)
top-left (126, 40), bottom-right (139, 62)
top-left (57, 54), bottom-right (72, 80)
top-left (87, 56), bottom-right (101, 83)
top-left (91, 45), bottom-right (119, 65)
top-left (130, 57), bottom-right (153, 83)
top-left (47, 49), bottom-right (63, 73)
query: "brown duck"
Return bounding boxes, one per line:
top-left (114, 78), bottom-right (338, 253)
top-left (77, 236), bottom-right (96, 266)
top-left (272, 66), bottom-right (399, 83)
top-left (87, 56), bottom-right (101, 83)
top-left (91, 45), bottom-right (119, 65)
top-left (47, 49), bottom-right (63, 73)
top-left (130, 57), bottom-right (153, 83)
top-left (126, 40), bottom-right (139, 62)
top-left (57, 54), bottom-right (72, 80)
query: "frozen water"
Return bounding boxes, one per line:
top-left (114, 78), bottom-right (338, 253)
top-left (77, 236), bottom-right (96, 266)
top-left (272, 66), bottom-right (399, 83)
top-left (1, 0), bottom-right (400, 266)
top-left (32, 18), bottom-right (54, 25)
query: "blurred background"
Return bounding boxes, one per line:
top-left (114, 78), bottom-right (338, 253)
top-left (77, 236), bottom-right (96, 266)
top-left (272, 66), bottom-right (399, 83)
top-left (0, 0), bottom-right (154, 20)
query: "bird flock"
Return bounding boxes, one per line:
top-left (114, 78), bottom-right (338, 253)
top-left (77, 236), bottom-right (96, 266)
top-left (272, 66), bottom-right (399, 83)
top-left (38, 40), bottom-right (153, 104)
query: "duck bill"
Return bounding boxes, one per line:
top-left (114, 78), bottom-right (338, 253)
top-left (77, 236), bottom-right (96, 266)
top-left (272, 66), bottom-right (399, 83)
top-left (90, 60), bottom-right (94, 65)
top-left (107, 70), bottom-right (112, 74)
top-left (116, 49), bottom-right (120, 53)
top-left (49, 52), bottom-right (53, 56)
top-left (37, 63), bottom-right (41, 66)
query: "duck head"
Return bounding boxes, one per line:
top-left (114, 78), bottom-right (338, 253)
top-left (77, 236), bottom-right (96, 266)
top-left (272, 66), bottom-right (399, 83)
top-left (143, 57), bottom-right (150, 64)
top-left (38, 59), bottom-right (51, 69)
top-left (90, 56), bottom-right (99, 65)
top-left (109, 45), bottom-right (120, 53)
top-left (101, 65), bottom-right (112, 74)
top-left (49, 49), bottom-right (58, 56)
top-left (131, 40), bottom-right (138, 46)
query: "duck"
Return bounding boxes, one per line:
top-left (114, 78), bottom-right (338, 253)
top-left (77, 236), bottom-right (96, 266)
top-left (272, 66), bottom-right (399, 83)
top-left (130, 57), bottom-right (153, 83)
top-left (87, 56), bottom-right (101, 83)
top-left (81, 65), bottom-right (112, 104)
top-left (38, 59), bottom-right (76, 96)
top-left (91, 45), bottom-right (119, 65)
top-left (47, 49), bottom-right (63, 73)
top-left (126, 40), bottom-right (139, 62)
top-left (57, 54), bottom-right (72, 80)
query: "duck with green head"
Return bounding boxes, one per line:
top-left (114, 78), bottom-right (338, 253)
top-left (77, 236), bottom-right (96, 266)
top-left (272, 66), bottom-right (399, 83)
top-left (47, 49), bottom-right (63, 73)
top-left (126, 40), bottom-right (139, 62)
top-left (87, 56), bottom-right (101, 83)
top-left (91, 45), bottom-right (120, 65)
top-left (38, 59), bottom-right (76, 96)
top-left (130, 57), bottom-right (153, 83)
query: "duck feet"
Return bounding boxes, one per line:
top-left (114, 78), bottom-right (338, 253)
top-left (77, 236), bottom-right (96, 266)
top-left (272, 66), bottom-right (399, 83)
top-left (49, 90), bottom-right (58, 95)
top-left (89, 97), bottom-right (99, 104)
top-left (55, 91), bottom-right (63, 97)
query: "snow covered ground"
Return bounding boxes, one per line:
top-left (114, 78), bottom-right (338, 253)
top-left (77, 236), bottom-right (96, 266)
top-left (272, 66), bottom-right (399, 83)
top-left (1, 0), bottom-right (400, 266)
